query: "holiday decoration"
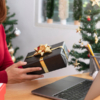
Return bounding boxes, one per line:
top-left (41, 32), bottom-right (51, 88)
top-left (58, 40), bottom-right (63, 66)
top-left (23, 42), bottom-right (69, 75)
top-left (7, 43), bottom-right (11, 48)
top-left (88, 54), bottom-right (90, 58)
top-left (79, 39), bottom-right (82, 43)
top-left (87, 16), bottom-right (91, 21)
top-left (80, 42), bottom-right (84, 47)
top-left (91, 0), bottom-right (100, 6)
top-left (46, 0), bottom-right (54, 23)
top-left (73, 0), bottom-right (82, 25)
top-left (76, 27), bottom-right (81, 33)
top-left (73, 60), bottom-right (80, 67)
top-left (3, 1), bottom-right (23, 63)
top-left (14, 28), bottom-right (21, 36)
top-left (59, 0), bottom-right (68, 25)
top-left (12, 56), bottom-right (16, 62)
top-left (9, 47), bottom-right (14, 55)
top-left (34, 44), bottom-right (52, 56)
top-left (69, 1), bottom-right (100, 71)
top-left (95, 34), bottom-right (98, 44)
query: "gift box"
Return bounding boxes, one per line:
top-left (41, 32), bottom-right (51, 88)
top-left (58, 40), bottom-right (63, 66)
top-left (0, 84), bottom-right (6, 100)
top-left (23, 42), bottom-right (69, 74)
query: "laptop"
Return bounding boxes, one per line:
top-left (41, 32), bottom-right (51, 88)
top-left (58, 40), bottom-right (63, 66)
top-left (32, 70), bottom-right (100, 100)
top-left (31, 75), bottom-right (93, 100)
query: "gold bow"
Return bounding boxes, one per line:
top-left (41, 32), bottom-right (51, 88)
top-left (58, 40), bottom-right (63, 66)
top-left (26, 44), bottom-right (68, 60)
top-left (34, 44), bottom-right (52, 56)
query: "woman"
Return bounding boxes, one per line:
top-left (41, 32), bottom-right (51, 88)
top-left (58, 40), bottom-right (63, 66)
top-left (0, 0), bottom-right (44, 84)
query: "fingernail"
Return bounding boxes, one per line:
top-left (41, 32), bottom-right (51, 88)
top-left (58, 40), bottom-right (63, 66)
top-left (39, 68), bottom-right (42, 70)
top-left (41, 75), bottom-right (44, 77)
top-left (24, 62), bottom-right (27, 64)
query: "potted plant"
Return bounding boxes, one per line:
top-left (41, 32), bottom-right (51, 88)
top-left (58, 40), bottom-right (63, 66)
top-left (46, 0), bottom-right (54, 23)
top-left (73, 0), bottom-right (82, 25)
top-left (59, 0), bottom-right (68, 25)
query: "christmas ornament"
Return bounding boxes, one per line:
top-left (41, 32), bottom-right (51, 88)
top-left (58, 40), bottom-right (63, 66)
top-left (73, 60), bottom-right (80, 67)
top-left (91, 0), bottom-right (100, 6)
top-left (12, 56), bottom-right (16, 62)
top-left (9, 47), bottom-right (14, 55)
top-left (87, 16), bottom-right (91, 21)
top-left (14, 28), bottom-right (21, 36)
top-left (8, 31), bottom-right (11, 34)
top-left (89, 10), bottom-right (91, 13)
top-left (79, 39), bottom-right (82, 43)
top-left (80, 42), bottom-right (84, 47)
top-left (34, 44), bottom-right (52, 56)
top-left (88, 54), bottom-right (90, 58)
top-left (7, 43), bottom-right (11, 48)
top-left (95, 34), bottom-right (98, 44)
top-left (76, 27), bottom-right (81, 33)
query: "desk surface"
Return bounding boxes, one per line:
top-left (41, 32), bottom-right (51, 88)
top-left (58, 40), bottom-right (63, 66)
top-left (5, 73), bottom-right (100, 100)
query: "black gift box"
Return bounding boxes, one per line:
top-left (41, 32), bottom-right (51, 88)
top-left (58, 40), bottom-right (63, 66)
top-left (23, 42), bottom-right (69, 74)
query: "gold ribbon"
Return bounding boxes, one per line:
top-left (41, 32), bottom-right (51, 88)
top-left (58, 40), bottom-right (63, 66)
top-left (51, 46), bottom-right (68, 60)
top-left (26, 46), bottom-right (68, 73)
top-left (40, 57), bottom-right (49, 73)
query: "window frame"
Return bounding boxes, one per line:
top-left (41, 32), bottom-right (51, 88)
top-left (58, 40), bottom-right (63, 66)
top-left (35, 0), bottom-right (78, 29)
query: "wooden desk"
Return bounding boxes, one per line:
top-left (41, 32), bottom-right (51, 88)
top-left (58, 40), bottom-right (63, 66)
top-left (5, 73), bottom-right (100, 100)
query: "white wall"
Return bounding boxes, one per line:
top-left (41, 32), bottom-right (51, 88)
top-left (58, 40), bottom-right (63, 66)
top-left (7, 0), bottom-right (82, 78)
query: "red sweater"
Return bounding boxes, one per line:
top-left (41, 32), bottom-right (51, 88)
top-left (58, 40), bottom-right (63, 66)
top-left (0, 24), bottom-right (14, 83)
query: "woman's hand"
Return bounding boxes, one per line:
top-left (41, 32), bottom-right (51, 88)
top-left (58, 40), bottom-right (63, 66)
top-left (5, 61), bottom-right (44, 84)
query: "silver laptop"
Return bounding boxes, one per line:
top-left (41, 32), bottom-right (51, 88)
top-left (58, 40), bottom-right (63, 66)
top-left (32, 71), bottom-right (100, 100)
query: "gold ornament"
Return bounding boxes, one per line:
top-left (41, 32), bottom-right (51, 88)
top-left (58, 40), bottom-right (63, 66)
top-left (73, 60), bottom-right (80, 67)
top-left (76, 27), bottom-right (81, 33)
top-left (12, 56), bottom-right (16, 62)
top-left (88, 10), bottom-right (91, 13)
top-left (80, 42), bottom-right (84, 47)
top-left (87, 16), bottom-right (91, 19)
top-left (91, 0), bottom-right (100, 6)
top-left (9, 47), bottom-right (14, 55)
top-left (34, 44), bottom-right (52, 56)
top-left (79, 39), bottom-right (82, 43)
top-left (8, 31), bottom-right (11, 34)
top-left (7, 43), bottom-right (11, 48)
top-left (95, 34), bottom-right (98, 44)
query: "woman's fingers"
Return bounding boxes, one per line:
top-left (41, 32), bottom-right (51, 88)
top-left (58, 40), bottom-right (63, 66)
top-left (21, 67), bottom-right (42, 73)
top-left (23, 74), bottom-right (44, 80)
top-left (13, 61), bottom-right (27, 68)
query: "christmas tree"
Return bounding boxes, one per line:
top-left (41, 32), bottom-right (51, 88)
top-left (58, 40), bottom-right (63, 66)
top-left (2, 1), bottom-right (23, 63)
top-left (73, 0), bottom-right (82, 20)
top-left (69, 0), bottom-right (100, 71)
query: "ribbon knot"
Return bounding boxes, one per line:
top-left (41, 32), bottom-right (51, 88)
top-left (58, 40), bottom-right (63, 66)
top-left (34, 44), bottom-right (52, 56)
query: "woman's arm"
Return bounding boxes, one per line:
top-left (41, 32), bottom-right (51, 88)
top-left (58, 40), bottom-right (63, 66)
top-left (1, 25), bottom-right (14, 70)
top-left (0, 25), bottom-right (14, 83)
top-left (0, 25), bottom-right (44, 84)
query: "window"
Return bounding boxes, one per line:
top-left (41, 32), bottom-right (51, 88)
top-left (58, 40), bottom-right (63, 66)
top-left (35, 0), bottom-right (90, 28)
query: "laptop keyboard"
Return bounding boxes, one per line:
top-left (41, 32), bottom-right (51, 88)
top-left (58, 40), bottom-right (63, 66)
top-left (54, 80), bottom-right (92, 100)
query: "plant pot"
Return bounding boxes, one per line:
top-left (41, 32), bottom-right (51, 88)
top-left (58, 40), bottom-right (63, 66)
top-left (47, 19), bottom-right (53, 24)
top-left (74, 20), bottom-right (80, 25)
top-left (61, 19), bottom-right (67, 25)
